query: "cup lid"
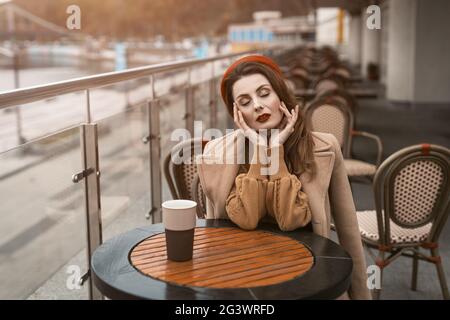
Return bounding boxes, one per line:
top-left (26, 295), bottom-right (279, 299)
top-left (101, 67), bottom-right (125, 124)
top-left (162, 200), bottom-right (197, 210)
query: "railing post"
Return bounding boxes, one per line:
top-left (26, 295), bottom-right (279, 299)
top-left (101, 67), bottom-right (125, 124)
top-left (209, 63), bottom-right (217, 129)
top-left (79, 123), bottom-right (103, 300)
top-left (146, 99), bottom-right (162, 223)
top-left (185, 68), bottom-right (195, 136)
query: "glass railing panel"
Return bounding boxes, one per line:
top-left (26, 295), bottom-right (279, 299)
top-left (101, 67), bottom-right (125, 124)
top-left (213, 59), bottom-right (230, 78)
top-left (190, 63), bottom-right (213, 85)
top-left (207, 59), bottom-right (234, 131)
top-left (193, 81), bottom-right (211, 127)
top-left (96, 103), bottom-right (152, 240)
top-left (215, 76), bottom-right (233, 132)
top-left (190, 63), bottom-right (210, 129)
top-left (89, 78), bottom-right (151, 123)
top-left (159, 89), bottom-right (189, 202)
top-left (154, 69), bottom-right (188, 98)
top-left (0, 92), bottom-right (86, 154)
top-left (0, 127), bottom-right (89, 299)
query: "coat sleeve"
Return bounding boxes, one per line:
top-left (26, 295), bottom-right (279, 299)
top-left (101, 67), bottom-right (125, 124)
top-left (196, 135), bottom-right (241, 220)
top-left (266, 145), bottom-right (312, 231)
top-left (327, 134), bottom-right (372, 300)
top-left (225, 144), bottom-right (268, 230)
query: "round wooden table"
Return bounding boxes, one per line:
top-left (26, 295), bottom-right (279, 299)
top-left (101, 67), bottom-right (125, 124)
top-left (91, 219), bottom-right (353, 300)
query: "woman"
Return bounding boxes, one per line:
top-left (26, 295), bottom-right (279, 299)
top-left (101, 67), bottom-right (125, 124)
top-left (197, 55), bottom-right (371, 300)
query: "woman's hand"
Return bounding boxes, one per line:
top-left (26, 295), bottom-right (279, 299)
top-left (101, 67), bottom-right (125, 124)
top-left (270, 102), bottom-right (299, 147)
top-left (233, 103), bottom-right (267, 147)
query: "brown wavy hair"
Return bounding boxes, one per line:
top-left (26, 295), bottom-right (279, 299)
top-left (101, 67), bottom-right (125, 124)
top-left (222, 61), bottom-right (316, 178)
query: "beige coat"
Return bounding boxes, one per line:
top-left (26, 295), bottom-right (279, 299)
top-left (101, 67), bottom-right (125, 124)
top-left (197, 129), bottom-right (371, 300)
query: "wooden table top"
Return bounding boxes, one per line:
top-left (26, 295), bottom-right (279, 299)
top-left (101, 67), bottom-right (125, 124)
top-left (130, 227), bottom-right (314, 289)
top-left (91, 219), bottom-right (353, 300)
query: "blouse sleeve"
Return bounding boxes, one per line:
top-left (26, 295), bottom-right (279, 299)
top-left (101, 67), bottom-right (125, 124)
top-left (225, 146), bottom-right (268, 230)
top-left (266, 145), bottom-right (312, 231)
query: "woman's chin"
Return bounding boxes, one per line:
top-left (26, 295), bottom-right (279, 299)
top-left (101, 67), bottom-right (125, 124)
top-left (252, 120), bottom-right (280, 131)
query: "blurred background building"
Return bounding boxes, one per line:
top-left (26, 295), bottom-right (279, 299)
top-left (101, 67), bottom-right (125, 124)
top-left (228, 11), bottom-right (315, 51)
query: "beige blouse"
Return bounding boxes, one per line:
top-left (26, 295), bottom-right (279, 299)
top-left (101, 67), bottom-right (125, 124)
top-left (225, 144), bottom-right (312, 231)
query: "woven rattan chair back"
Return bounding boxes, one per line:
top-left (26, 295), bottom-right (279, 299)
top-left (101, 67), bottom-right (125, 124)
top-left (305, 97), bottom-right (354, 158)
top-left (317, 88), bottom-right (358, 115)
top-left (313, 74), bottom-right (345, 96)
top-left (373, 144), bottom-right (450, 245)
top-left (163, 138), bottom-right (209, 217)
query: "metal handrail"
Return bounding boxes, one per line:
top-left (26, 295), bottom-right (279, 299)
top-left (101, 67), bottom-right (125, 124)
top-left (0, 50), bottom-right (261, 109)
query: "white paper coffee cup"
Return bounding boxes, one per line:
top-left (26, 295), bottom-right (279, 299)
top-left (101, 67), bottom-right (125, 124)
top-left (162, 200), bottom-right (197, 231)
top-left (162, 200), bottom-right (197, 261)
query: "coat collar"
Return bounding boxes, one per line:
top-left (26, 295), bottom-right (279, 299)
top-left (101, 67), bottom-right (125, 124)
top-left (311, 131), bottom-right (333, 153)
top-left (299, 132), bottom-right (336, 235)
top-left (300, 132), bottom-right (335, 189)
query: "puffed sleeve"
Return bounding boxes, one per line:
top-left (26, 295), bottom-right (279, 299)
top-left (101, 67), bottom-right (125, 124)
top-left (266, 145), bottom-right (312, 231)
top-left (225, 146), bottom-right (268, 230)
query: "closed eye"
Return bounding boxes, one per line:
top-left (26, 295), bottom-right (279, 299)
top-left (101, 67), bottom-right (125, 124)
top-left (259, 88), bottom-right (270, 97)
top-left (239, 99), bottom-right (250, 106)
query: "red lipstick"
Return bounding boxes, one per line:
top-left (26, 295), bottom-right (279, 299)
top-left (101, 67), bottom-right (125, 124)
top-left (256, 113), bottom-right (271, 122)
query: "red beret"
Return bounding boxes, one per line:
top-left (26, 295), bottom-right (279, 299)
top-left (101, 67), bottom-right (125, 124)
top-left (220, 55), bottom-right (282, 105)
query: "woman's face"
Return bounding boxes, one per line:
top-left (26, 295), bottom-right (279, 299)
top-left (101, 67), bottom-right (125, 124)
top-left (232, 73), bottom-right (284, 131)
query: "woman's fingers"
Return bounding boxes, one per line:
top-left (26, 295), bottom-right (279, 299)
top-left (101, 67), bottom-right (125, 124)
top-left (283, 105), bottom-right (299, 134)
top-left (237, 110), bottom-right (250, 131)
top-left (233, 103), bottom-right (243, 130)
top-left (279, 101), bottom-right (289, 114)
top-left (287, 104), bottom-right (299, 122)
top-left (280, 101), bottom-right (293, 119)
top-left (235, 108), bottom-right (266, 146)
top-left (292, 105), bottom-right (299, 122)
top-left (279, 115), bottom-right (288, 129)
top-left (280, 115), bottom-right (289, 133)
top-left (271, 104), bottom-right (300, 146)
top-left (280, 103), bottom-right (298, 127)
top-left (236, 108), bottom-right (243, 126)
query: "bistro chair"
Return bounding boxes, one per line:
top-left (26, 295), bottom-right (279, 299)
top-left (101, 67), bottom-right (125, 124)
top-left (356, 144), bottom-right (450, 299)
top-left (290, 66), bottom-right (310, 79)
top-left (163, 138), bottom-right (209, 218)
top-left (283, 66), bottom-right (309, 89)
top-left (304, 96), bottom-right (383, 179)
top-left (191, 174), bottom-right (207, 218)
top-left (323, 65), bottom-right (352, 82)
top-left (312, 74), bottom-right (346, 96)
top-left (290, 56), bottom-right (313, 71)
top-left (317, 88), bottom-right (359, 116)
top-left (284, 78), bottom-right (298, 92)
top-left (286, 73), bottom-right (310, 90)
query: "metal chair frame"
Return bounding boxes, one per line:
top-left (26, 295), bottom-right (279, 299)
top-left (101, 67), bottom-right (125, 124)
top-left (191, 174), bottom-right (207, 219)
top-left (362, 144), bottom-right (450, 300)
